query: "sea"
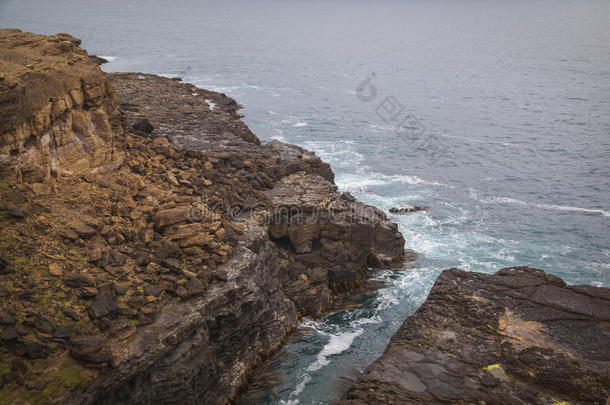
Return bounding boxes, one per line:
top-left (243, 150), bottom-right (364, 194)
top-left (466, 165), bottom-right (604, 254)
top-left (2, 0), bottom-right (609, 403)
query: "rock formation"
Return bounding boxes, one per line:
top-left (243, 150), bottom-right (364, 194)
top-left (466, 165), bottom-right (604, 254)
top-left (389, 205), bottom-right (428, 214)
top-left (0, 30), bottom-right (406, 404)
top-left (0, 30), bottom-right (124, 184)
top-left (337, 267), bottom-right (610, 405)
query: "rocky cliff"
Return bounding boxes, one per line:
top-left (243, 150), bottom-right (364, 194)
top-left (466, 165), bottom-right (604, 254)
top-left (0, 30), bottom-right (123, 184)
top-left (337, 267), bottom-right (610, 405)
top-left (0, 30), bottom-right (406, 404)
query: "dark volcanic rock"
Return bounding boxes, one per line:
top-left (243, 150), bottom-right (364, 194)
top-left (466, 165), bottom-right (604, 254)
top-left (337, 267), bottom-right (610, 405)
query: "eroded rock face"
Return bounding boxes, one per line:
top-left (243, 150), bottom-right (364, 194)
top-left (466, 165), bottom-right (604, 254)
top-left (337, 267), bottom-right (610, 405)
top-left (0, 31), bottom-right (406, 404)
top-left (0, 29), bottom-right (123, 183)
top-left (266, 172), bottom-right (406, 315)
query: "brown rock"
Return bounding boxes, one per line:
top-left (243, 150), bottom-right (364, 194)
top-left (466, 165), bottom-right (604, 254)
top-left (70, 222), bottom-right (97, 239)
top-left (64, 274), bottom-right (94, 287)
top-left (0, 311), bottom-right (16, 325)
top-left (48, 262), bottom-right (63, 276)
top-left (0, 327), bottom-right (18, 342)
top-left (69, 335), bottom-right (112, 364)
top-left (88, 295), bottom-right (119, 318)
top-left (153, 206), bottom-right (191, 229)
top-left (339, 267), bottom-right (610, 404)
top-left (152, 137), bottom-right (170, 148)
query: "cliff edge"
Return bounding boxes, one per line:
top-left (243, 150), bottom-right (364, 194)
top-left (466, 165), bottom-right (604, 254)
top-left (0, 30), bottom-right (406, 404)
top-left (337, 267), bottom-right (610, 405)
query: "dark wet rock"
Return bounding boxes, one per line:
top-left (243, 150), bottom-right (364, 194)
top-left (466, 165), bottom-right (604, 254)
top-left (337, 267), bottom-right (610, 405)
top-left (89, 55), bottom-right (108, 65)
top-left (88, 295), bottom-right (119, 318)
top-left (389, 205), bottom-right (429, 214)
top-left (129, 118), bottom-right (155, 135)
top-left (341, 192), bottom-right (356, 202)
top-left (69, 335), bottom-right (112, 364)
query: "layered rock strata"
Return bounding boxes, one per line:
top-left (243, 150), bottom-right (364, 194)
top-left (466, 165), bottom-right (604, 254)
top-left (0, 30), bottom-right (405, 404)
top-left (0, 30), bottom-right (123, 183)
top-left (337, 267), bottom-right (610, 405)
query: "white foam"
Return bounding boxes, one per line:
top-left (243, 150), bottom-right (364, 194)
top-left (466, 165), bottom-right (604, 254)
top-left (270, 129), bottom-right (286, 142)
top-left (293, 122), bottom-right (308, 127)
top-left (307, 330), bottom-right (362, 372)
top-left (473, 194), bottom-right (610, 217)
top-left (204, 99), bottom-right (216, 111)
top-left (592, 281), bottom-right (605, 287)
top-left (336, 172), bottom-right (448, 190)
top-left (280, 373), bottom-right (311, 405)
top-left (137, 75), bottom-right (146, 80)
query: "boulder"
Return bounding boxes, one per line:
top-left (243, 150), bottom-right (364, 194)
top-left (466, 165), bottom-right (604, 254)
top-left (69, 335), bottom-right (112, 364)
top-left (153, 206), bottom-right (191, 229)
top-left (64, 274), bottom-right (95, 288)
top-left (0, 311), bottom-right (16, 325)
top-left (88, 295), bottom-right (119, 318)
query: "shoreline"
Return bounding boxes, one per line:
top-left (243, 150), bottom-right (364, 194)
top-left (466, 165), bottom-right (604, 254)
top-left (1, 29), bottom-right (608, 405)
top-left (0, 30), bottom-right (408, 404)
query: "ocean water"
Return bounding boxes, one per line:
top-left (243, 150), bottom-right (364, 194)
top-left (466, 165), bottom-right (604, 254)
top-left (2, 0), bottom-right (609, 403)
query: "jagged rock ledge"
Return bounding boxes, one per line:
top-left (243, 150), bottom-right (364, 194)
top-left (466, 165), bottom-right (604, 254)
top-left (337, 267), bottom-right (610, 405)
top-left (0, 30), bottom-right (407, 404)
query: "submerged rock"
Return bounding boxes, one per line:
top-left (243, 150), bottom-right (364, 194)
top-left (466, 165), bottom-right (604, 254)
top-left (389, 205), bottom-right (429, 214)
top-left (337, 267), bottom-right (610, 404)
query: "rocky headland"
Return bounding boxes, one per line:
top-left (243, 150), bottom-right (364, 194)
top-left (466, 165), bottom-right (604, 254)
top-left (1, 29), bottom-right (608, 405)
top-left (0, 30), bottom-right (405, 404)
top-left (337, 267), bottom-right (610, 405)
